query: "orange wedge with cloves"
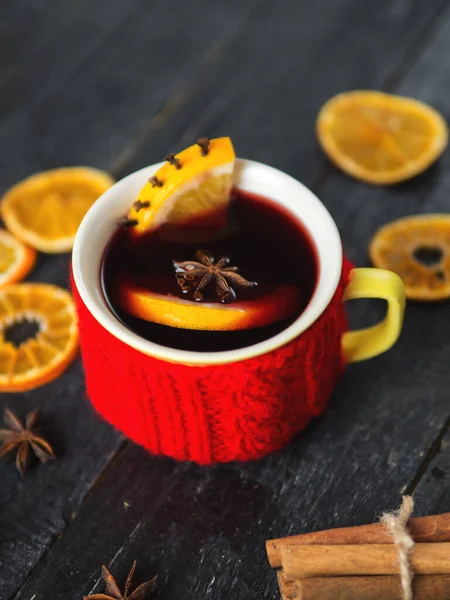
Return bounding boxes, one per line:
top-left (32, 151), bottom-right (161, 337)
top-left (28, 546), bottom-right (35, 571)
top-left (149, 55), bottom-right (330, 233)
top-left (117, 281), bottom-right (302, 331)
top-left (126, 137), bottom-right (235, 233)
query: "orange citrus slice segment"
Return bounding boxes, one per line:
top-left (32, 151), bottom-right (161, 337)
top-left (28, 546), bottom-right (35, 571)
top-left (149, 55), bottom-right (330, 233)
top-left (117, 281), bottom-right (301, 331)
top-left (0, 229), bottom-right (36, 288)
top-left (0, 283), bottom-right (79, 391)
top-left (370, 214), bottom-right (450, 301)
top-left (1, 167), bottom-right (114, 253)
top-left (127, 137), bottom-right (235, 233)
top-left (317, 91), bottom-right (448, 184)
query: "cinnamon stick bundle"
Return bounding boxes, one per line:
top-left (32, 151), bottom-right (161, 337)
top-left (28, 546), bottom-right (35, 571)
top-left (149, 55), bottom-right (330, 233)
top-left (267, 511), bottom-right (450, 600)
top-left (267, 512), bottom-right (450, 568)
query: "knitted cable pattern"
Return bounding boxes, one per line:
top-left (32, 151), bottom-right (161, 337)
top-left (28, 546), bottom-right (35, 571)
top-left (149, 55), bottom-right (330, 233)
top-left (72, 257), bottom-right (352, 463)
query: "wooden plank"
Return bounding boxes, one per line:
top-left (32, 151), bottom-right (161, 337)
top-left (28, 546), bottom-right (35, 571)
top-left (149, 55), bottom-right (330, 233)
top-left (11, 402), bottom-right (450, 600)
top-left (0, 1), bottom-right (261, 598)
top-left (11, 446), bottom-right (192, 600)
top-left (4, 1), bottom-right (450, 600)
top-left (316, 12), bottom-right (450, 490)
top-left (120, 0), bottom-right (450, 180)
top-left (303, 0), bottom-right (450, 526)
top-left (0, 370), bottom-right (123, 593)
top-left (0, 0), bottom-right (261, 190)
top-left (12, 2), bottom-right (450, 599)
top-left (411, 428), bottom-right (450, 515)
top-left (0, 0), bottom-right (148, 185)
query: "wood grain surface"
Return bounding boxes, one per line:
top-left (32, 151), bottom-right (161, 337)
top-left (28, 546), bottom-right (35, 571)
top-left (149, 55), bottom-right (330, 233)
top-left (0, 0), bottom-right (449, 598)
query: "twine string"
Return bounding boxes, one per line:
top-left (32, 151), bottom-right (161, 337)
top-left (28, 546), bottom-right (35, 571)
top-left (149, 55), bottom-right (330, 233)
top-left (380, 495), bottom-right (415, 600)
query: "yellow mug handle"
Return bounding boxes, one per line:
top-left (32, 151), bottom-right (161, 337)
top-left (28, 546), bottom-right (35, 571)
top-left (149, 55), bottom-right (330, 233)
top-left (342, 268), bottom-right (406, 363)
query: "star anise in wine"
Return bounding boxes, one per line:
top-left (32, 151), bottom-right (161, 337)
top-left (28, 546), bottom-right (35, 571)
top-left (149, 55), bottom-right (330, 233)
top-left (0, 409), bottom-right (55, 475)
top-left (84, 561), bottom-right (157, 600)
top-left (173, 249), bottom-right (257, 302)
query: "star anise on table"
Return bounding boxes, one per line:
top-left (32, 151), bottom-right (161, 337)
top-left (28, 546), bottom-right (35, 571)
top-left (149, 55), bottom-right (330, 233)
top-left (0, 409), bottom-right (55, 475)
top-left (84, 561), bottom-right (157, 600)
top-left (173, 249), bottom-right (257, 302)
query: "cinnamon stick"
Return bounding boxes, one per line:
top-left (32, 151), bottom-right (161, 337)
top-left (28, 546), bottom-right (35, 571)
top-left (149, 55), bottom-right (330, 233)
top-left (277, 571), bottom-right (296, 600)
top-left (291, 575), bottom-right (450, 600)
top-left (281, 542), bottom-right (450, 578)
top-left (267, 512), bottom-right (450, 568)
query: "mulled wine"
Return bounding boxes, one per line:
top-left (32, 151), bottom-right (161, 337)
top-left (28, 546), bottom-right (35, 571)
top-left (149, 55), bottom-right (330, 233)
top-left (101, 189), bottom-right (318, 352)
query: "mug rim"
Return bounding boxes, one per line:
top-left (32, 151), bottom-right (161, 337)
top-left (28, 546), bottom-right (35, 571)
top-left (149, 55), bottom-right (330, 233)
top-left (72, 159), bottom-right (343, 366)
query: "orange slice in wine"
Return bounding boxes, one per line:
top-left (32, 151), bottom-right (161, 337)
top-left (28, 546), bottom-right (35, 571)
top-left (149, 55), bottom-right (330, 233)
top-left (126, 137), bottom-right (235, 234)
top-left (116, 282), bottom-right (302, 331)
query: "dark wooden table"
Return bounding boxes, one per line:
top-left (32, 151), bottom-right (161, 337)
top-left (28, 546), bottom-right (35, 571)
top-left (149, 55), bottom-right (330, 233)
top-left (1, 1), bottom-right (450, 598)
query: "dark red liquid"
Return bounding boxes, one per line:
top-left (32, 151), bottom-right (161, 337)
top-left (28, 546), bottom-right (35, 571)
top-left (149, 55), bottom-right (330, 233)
top-left (101, 189), bottom-right (318, 352)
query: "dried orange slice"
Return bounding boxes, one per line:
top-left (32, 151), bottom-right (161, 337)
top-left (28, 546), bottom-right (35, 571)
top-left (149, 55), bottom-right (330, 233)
top-left (317, 91), bottom-right (448, 184)
top-left (117, 282), bottom-right (301, 331)
top-left (370, 215), bottom-right (450, 301)
top-left (0, 229), bottom-right (36, 288)
top-left (127, 137), bottom-right (235, 233)
top-left (1, 167), bottom-right (114, 253)
top-left (0, 284), bottom-right (79, 391)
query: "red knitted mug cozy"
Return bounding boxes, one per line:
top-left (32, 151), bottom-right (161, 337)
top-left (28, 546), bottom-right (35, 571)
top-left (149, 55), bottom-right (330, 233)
top-left (72, 257), bottom-right (352, 464)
